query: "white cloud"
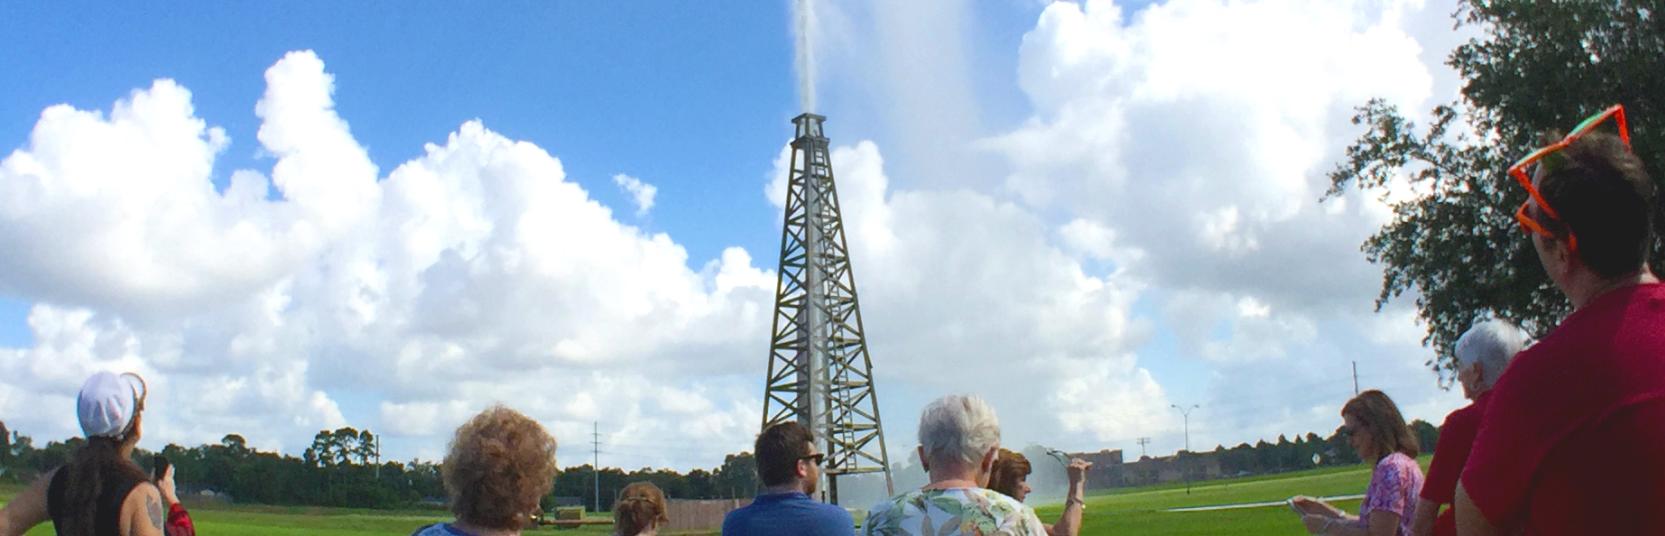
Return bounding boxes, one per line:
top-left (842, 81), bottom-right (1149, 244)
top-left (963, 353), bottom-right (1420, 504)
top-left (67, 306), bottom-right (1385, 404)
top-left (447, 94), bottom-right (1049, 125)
top-left (893, 0), bottom-right (1467, 453)
top-left (991, 0), bottom-right (1441, 314)
top-left (0, 51), bottom-right (775, 465)
top-left (0, 0), bottom-right (1484, 472)
top-left (767, 138), bottom-right (1173, 448)
top-left (612, 173), bottom-right (657, 217)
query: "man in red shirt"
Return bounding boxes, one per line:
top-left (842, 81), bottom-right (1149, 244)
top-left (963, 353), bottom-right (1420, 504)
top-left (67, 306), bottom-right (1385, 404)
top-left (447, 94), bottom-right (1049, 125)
top-left (1413, 320), bottom-right (1529, 536)
top-left (1456, 107), bottom-right (1665, 535)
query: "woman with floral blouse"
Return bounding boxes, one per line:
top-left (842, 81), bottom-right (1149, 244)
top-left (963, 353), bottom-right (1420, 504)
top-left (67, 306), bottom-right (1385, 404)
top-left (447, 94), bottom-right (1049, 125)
top-left (1294, 390), bottom-right (1424, 536)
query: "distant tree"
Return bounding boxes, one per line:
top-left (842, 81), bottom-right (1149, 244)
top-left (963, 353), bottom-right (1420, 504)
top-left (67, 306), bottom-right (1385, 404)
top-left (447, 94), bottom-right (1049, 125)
top-left (1410, 419), bottom-right (1440, 455)
top-left (712, 452), bottom-right (759, 499)
top-left (356, 429), bottom-right (378, 467)
top-left (221, 434), bottom-right (249, 456)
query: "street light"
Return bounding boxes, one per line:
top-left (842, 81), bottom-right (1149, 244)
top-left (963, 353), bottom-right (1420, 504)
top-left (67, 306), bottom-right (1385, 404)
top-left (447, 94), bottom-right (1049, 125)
top-left (1171, 404), bottom-right (1199, 495)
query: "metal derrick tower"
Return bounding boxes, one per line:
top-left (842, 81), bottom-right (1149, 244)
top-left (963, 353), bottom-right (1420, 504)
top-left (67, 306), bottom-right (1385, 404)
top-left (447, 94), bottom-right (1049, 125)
top-left (761, 113), bottom-right (893, 504)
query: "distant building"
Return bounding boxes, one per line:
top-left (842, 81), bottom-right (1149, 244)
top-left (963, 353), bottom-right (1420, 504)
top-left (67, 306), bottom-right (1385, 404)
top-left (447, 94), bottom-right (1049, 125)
top-left (1118, 453), bottom-right (1221, 487)
top-left (1067, 449), bottom-right (1124, 490)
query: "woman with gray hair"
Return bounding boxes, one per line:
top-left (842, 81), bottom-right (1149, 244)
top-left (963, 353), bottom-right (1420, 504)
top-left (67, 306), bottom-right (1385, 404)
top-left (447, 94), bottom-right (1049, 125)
top-left (862, 395), bottom-right (1047, 536)
top-left (1410, 320), bottom-right (1530, 536)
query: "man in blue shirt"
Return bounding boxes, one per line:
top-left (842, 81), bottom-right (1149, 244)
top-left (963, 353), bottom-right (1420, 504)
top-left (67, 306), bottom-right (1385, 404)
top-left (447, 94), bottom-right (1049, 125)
top-left (722, 422), bottom-right (854, 535)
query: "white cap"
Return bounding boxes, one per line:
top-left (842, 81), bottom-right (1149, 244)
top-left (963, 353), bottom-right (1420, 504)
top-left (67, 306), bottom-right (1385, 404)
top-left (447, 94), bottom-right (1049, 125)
top-left (77, 372), bottom-right (145, 439)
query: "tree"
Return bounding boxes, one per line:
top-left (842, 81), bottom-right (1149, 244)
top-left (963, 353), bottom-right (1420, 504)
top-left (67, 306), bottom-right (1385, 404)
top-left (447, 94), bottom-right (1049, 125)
top-left (356, 429), bottom-right (378, 467)
top-left (1326, 0), bottom-right (1665, 379)
top-left (1410, 419), bottom-right (1440, 455)
top-left (221, 434), bottom-right (250, 457)
top-left (711, 452), bottom-right (758, 499)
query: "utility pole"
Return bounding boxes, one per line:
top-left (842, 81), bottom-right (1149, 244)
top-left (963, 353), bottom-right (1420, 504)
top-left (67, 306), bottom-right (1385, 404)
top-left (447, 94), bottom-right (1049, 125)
top-left (592, 422), bottom-right (601, 513)
top-left (1170, 404), bottom-right (1199, 495)
top-left (1136, 437), bottom-right (1150, 459)
top-left (1352, 361), bottom-right (1359, 395)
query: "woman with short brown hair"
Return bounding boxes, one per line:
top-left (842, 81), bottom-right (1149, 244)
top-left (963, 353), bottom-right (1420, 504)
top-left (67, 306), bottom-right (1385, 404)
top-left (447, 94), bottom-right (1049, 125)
top-left (413, 404), bottom-right (559, 536)
top-left (987, 448), bottom-right (1089, 536)
top-left (1295, 390), bottom-right (1424, 536)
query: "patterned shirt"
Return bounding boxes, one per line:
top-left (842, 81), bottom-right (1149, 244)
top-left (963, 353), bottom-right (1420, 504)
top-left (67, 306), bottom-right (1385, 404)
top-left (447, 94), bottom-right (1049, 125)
top-left (862, 487), bottom-right (1047, 536)
top-left (1355, 452), bottom-right (1424, 536)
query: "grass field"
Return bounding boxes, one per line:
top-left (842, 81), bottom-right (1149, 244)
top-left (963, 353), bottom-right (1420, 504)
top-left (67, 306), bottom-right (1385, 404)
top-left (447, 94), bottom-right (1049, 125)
top-left (1, 458), bottom-right (1428, 535)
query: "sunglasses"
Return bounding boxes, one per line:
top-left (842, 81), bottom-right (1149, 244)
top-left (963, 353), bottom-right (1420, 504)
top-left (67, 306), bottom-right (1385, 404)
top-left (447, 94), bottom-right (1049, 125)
top-left (1507, 105), bottom-right (1632, 254)
top-left (800, 453), bottom-right (825, 467)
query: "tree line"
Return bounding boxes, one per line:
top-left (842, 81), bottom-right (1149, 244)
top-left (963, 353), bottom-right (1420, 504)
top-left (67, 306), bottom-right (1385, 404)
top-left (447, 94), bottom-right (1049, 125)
top-left (0, 419), bottom-right (1431, 510)
top-left (0, 421), bottom-right (761, 511)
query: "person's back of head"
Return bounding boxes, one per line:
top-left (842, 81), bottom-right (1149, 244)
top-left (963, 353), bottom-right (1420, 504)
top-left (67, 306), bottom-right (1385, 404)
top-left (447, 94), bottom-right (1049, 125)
top-left (755, 421), bottom-right (816, 492)
top-left (614, 481), bottom-right (668, 536)
top-left (1342, 390), bottom-right (1419, 460)
top-left (917, 394), bottom-right (1001, 475)
top-left (58, 371), bottom-right (150, 536)
top-left (1455, 319), bottom-right (1533, 390)
top-left (986, 448), bottom-right (1030, 498)
top-left (440, 404), bottom-right (558, 533)
top-left (1535, 130), bottom-right (1657, 278)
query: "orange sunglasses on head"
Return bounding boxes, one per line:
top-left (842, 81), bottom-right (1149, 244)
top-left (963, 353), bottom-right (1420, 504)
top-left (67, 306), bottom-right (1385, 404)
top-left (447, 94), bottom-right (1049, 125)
top-left (1507, 105), bottom-right (1632, 254)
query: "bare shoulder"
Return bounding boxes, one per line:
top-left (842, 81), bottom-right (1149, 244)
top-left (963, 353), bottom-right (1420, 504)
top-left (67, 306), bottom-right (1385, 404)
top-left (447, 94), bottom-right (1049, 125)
top-left (121, 482), bottom-right (164, 536)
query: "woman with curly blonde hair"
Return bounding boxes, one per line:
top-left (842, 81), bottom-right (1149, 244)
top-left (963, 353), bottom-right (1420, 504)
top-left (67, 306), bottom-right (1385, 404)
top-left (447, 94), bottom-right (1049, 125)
top-left (412, 405), bottom-right (559, 536)
top-left (614, 482), bottom-right (669, 536)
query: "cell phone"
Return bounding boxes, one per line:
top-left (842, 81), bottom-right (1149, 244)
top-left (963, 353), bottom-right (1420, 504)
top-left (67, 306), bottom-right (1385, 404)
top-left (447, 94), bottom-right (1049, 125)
top-left (152, 455), bottom-right (171, 481)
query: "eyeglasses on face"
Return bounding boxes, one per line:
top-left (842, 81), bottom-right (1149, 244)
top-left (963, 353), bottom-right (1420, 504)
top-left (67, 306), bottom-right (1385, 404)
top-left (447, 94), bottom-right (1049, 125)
top-left (800, 453), bottom-right (825, 467)
top-left (1507, 105), bottom-right (1632, 253)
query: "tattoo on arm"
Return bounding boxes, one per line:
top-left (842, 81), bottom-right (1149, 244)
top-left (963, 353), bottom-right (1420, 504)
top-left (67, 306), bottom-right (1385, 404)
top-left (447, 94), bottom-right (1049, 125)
top-left (146, 492), bottom-right (164, 531)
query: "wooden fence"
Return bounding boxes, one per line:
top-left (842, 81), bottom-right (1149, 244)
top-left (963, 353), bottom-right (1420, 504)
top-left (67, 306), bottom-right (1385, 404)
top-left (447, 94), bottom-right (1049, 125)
top-left (664, 498), bottom-right (752, 532)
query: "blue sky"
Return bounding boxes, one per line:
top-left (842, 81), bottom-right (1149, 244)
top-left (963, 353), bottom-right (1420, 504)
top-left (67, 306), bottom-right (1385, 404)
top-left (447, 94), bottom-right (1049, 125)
top-left (0, 0), bottom-right (1472, 471)
top-left (3, 1), bottom-right (802, 261)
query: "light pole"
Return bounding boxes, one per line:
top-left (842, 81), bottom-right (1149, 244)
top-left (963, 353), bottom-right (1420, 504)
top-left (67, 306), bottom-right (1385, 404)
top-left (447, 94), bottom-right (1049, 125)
top-left (1171, 404), bottom-right (1199, 495)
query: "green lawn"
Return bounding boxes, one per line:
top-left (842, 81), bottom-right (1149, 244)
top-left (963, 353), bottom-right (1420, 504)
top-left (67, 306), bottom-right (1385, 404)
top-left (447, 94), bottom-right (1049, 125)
top-left (1, 459), bottom-right (1429, 535)
top-left (1035, 456), bottom-right (1432, 535)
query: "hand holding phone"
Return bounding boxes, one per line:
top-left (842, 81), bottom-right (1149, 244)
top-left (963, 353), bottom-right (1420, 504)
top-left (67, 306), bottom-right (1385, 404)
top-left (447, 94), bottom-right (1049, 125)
top-left (152, 455), bottom-right (171, 482)
top-left (153, 455), bottom-right (180, 506)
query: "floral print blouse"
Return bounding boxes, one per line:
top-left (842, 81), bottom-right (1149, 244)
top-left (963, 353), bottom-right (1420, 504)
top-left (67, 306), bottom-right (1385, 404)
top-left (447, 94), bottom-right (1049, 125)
top-left (1355, 452), bottom-right (1425, 535)
top-left (863, 487), bottom-right (1048, 536)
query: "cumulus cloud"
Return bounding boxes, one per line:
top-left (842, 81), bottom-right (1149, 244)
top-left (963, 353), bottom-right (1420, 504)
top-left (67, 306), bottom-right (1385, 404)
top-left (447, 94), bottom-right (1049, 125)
top-left (0, 51), bottom-right (776, 464)
top-left (972, 0), bottom-right (1474, 447)
top-left (990, 0), bottom-right (1444, 311)
top-left (612, 173), bottom-right (657, 217)
top-left (768, 138), bottom-right (1173, 447)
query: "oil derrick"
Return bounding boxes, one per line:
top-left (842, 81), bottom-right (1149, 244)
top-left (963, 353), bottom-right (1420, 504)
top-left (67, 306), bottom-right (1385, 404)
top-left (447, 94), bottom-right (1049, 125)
top-left (761, 113), bottom-right (893, 504)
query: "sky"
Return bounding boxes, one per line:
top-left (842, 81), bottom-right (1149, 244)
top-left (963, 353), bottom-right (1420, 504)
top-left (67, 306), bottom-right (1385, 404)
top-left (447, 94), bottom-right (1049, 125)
top-left (0, 0), bottom-right (1484, 473)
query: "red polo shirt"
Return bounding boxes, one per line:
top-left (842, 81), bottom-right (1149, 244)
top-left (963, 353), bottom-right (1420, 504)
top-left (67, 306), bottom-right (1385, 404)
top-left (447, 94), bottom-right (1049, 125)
top-left (1421, 390), bottom-right (1490, 536)
top-left (1461, 283), bottom-right (1665, 534)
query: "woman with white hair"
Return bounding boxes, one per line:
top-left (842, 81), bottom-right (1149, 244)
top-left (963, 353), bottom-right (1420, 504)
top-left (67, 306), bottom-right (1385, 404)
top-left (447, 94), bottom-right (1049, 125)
top-left (862, 395), bottom-right (1047, 536)
top-left (1409, 320), bottom-right (1530, 536)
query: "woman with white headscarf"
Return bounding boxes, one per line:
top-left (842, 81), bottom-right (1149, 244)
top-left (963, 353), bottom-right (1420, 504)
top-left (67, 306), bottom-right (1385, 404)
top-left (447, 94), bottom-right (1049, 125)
top-left (0, 372), bottom-right (196, 536)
